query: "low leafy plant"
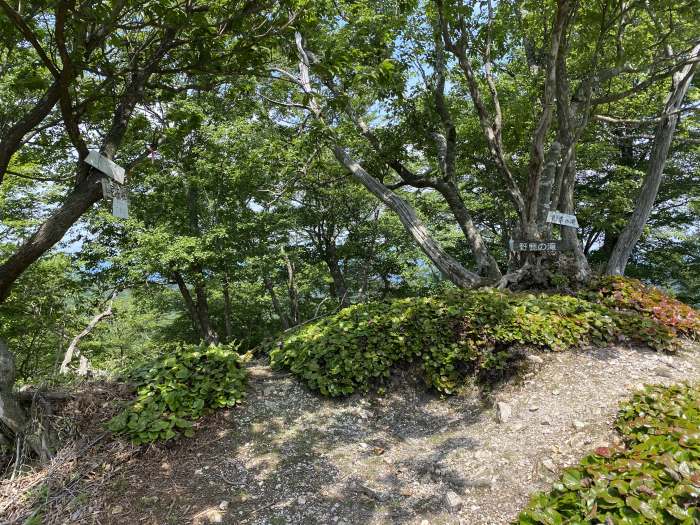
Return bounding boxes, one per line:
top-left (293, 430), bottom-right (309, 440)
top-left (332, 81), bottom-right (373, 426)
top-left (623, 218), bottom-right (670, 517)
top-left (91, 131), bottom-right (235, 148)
top-left (590, 276), bottom-right (700, 340)
top-left (108, 342), bottom-right (247, 444)
top-left (268, 288), bottom-right (686, 396)
top-left (517, 383), bottom-right (700, 524)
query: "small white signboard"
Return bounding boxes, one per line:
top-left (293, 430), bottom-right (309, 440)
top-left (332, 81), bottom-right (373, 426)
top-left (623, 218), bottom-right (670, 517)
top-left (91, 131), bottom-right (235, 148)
top-left (112, 198), bottom-right (129, 219)
top-left (111, 183), bottom-right (129, 219)
top-left (85, 150), bottom-right (125, 184)
top-left (546, 211), bottom-right (579, 228)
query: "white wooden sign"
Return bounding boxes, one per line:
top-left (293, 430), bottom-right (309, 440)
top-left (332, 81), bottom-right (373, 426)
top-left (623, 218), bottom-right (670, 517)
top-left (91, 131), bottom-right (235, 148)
top-left (111, 183), bottom-right (129, 219)
top-left (112, 198), bottom-right (129, 219)
top-left (546, 211), bottom-right (579, 228)
top-left (100, 178), bottom-right (129, 218)
top-left (85, 150), bottom-right (125, 184)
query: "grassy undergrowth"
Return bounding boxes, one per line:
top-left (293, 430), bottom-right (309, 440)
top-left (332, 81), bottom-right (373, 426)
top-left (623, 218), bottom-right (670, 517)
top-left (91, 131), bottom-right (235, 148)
top-left (269, 277), bottom-right (699, 396)
top-left (108, 342), bottom-right (247, 444)
top-left (517, 383), bottom-right (700, 524)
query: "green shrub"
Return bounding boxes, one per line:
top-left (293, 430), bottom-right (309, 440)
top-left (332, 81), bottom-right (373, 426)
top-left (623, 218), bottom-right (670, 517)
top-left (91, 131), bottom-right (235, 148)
top-left (517, 383), bottom-right (700, 524)
top-left (269, 289), bottom-right (684, 396)
top-left (108, 342), bottom-right (247, 444)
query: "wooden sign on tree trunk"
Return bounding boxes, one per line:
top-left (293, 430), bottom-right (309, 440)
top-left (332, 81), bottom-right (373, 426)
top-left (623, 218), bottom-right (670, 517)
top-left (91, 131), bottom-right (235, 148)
top-left (510, 240), bottom-right (567, 252)
top-left (546, 211), bottom-right (579, 228)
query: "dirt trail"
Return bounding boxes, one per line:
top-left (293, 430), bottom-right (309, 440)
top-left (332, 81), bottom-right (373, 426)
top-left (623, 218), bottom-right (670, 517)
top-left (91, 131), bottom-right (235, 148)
top-left (8, 343), bottom-right (700, 525)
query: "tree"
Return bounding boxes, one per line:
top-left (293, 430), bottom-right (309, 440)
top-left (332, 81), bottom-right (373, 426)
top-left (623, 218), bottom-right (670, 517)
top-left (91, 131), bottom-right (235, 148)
top-left (0, 0), bottom-right (302, 457)
top-left (263, 0), bottom-right (698, 289)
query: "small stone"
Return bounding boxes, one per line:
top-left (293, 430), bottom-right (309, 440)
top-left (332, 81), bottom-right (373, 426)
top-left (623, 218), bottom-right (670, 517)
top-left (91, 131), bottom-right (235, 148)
top-left (111, 506), bottom-right (123, 515)
top-left (445, 490), bottom-right (463, 511)
top-left (496, 402), bottom-right (512, 423)
top-left (358, 442), bottom-right (369, 450)
top-left (297, 495), bottom-right (306, 505)
top-left (654, 367), bottom-right (673, 378)
top-left (552, 389), bottom-right (560, 396)
top-left (542, 459), bottom-right (557, 472)
top-left (463, 478), bottom-right (494, 489)
top-left (399, 486), bottom-right (413, 497)
top-left (526, 354), bottom-right (544, 364)
top-left (528, 405), bottom-right (539, 412)
top-left (541, 419), bottom-right (551, 426)
top-left (219, 501), bottom-right (229, 511)
top-left (572, 420), bottom-right (585, 430)
top-left (421, 521), bottom-right (430, 525)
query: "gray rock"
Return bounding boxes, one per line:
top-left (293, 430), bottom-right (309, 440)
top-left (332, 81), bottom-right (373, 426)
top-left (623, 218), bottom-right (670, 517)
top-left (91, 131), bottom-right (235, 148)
top-left (461, 477), bottom-right (494, 489)
top-left (542, 458), bottom-right (557, 472)
top-left (445, 490), bottom-right (463, 511)
top-left (355, 483), bottom-right (388, 502)
top-left (526, 354), bottom-right (544, 364)
top-left (654, 366), bottom-right (673, 378)
top-left (496, 402), bottom-right (512, 423)
top-left (572, 420), bottom-right (585, 430)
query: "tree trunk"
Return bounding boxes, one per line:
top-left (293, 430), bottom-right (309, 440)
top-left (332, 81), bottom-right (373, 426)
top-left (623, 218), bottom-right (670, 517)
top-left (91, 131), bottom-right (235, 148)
top-left (0, 81), bottom-right (61, 183)
top-left (0, 340), bottom-right (51, 461)
top-left (0, 172), bottom-right (103, 302)
top-left (283, 250), bottom-right (300, 326)
top-left (263, 273), bottom-right (290, 330)
top-left (324, 243), bottom-right (350, 306)
top-left (332, 146), bottom-right (482, 289)
top-left (434, 180), bottom-right (501, 280)
top-left (222, 275), bottom-right (233, 343)
top-left (194, 278), bottom-right (219, 345)
top-left (293, 32), bottom-right (482, 290)
top-left (173, 271), bottom-right (219, 344)
top-left (606, 43), bottom-right (700, 275)
top-left (0, 65), bottom-right (152, 304)
top-left (174, 271), bottom-right (201, 335)
top-left (60, 293), bottom-right (115, 374)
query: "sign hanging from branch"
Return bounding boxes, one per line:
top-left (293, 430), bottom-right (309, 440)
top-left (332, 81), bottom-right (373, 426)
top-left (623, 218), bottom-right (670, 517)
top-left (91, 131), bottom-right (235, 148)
top-left (111, 182), bottom-right (129, 219)
top-left (85, 150), bottom-right (125, 184)
top-left (99, 178), bottom-right (129, 219)
top-left (546, 211), bottom-right (579, 228)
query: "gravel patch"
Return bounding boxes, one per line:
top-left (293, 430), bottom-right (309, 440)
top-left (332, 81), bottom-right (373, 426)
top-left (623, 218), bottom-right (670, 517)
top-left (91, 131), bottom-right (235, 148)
top-left (83, 343), bottom-right (700, 524)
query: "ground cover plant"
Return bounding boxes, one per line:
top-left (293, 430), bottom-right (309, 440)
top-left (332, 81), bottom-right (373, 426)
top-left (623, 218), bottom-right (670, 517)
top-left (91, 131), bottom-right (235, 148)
top-left (589, 276), bottom-right (700, 339)
top-left (517, 382), bottom-right (700, 524)
top-left (107, 343), bottom-right (247, 444)
top-left (269, 279), bottom-right (700, 396)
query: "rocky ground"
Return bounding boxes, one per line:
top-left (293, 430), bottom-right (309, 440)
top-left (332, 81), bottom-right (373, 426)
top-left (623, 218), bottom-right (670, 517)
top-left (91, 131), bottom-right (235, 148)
top-left (2, 342), bottom-right (699, 525)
